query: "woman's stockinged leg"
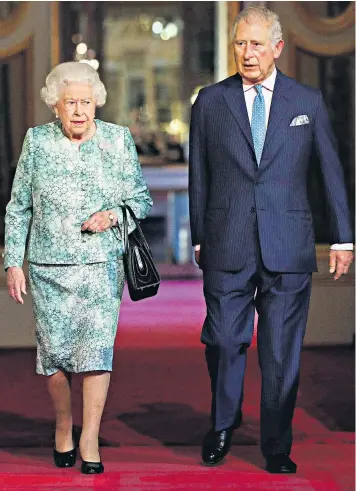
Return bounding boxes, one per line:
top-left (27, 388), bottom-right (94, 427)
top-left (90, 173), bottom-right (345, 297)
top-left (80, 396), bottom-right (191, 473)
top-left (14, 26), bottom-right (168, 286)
top-left (47, 370), bottom-right (73, 452)
top-left (80, 371), bottom-right (111, 462)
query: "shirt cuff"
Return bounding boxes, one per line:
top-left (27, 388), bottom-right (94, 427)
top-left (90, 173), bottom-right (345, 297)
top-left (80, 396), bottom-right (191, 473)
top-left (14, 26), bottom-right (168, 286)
top-left (194, 245), bottom-right (201, 251)
top-left (330, 243), bottom-right (354, 251)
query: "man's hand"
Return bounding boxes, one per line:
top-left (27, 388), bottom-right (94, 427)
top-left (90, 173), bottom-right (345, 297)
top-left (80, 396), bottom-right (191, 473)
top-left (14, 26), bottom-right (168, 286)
top-left (194, 249), bottom-right (200, 266)
top-left (81, 210), bottom-right (117, 233)
top-left (329, 250), bottom-right (353, 280)
top-left (7, 267), bottom-right (27, 304)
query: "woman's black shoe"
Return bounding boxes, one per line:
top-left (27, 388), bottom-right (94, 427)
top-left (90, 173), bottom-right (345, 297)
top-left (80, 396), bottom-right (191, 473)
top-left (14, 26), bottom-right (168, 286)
top-left (81, 461), bottom-right (104, 474)
top-left (53, 447), bottom-right (77, 468)
top-left (53, 428), bottom-right (77, 468)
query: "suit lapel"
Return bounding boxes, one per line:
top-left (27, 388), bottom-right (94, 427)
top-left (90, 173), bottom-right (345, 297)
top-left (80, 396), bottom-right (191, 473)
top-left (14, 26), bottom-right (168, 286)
top-left (265, 72), bottom-right (292, 142)
top-left (222, 71), bottom-right (294, 167)
top-left (223, 75), bottom-right (254, 151)
top-left (261, 71), bottom-right (293, 165)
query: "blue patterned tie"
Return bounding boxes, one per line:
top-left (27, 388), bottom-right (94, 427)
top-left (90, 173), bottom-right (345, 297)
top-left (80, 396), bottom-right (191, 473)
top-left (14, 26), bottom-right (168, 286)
top-left (251, 84), bottom-right (266, 165)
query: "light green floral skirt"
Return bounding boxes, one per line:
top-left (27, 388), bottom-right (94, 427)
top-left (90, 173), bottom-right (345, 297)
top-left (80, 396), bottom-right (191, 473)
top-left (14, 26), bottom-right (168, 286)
top-left (29, 260), bottom-right (125, 376)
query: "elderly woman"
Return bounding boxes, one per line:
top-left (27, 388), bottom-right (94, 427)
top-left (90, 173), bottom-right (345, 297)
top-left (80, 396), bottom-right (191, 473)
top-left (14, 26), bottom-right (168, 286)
top-left (4, 62), bottom-right (152, 474)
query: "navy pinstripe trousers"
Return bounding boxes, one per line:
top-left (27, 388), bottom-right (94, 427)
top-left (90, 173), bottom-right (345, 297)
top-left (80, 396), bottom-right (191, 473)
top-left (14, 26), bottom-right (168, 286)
top-left (202, 221), bottom-right (312, 457)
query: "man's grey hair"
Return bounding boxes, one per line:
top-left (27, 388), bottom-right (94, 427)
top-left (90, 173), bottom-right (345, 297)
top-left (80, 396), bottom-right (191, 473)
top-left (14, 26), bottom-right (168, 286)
top-left (230, 5), bottom-right (283, 47)
top-left (40, 62), bottom-right (107, 111)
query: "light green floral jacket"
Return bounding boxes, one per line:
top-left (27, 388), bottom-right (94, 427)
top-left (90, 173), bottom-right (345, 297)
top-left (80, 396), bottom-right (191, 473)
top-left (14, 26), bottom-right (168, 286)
top-left (4, 120), bottom-right (152, 269)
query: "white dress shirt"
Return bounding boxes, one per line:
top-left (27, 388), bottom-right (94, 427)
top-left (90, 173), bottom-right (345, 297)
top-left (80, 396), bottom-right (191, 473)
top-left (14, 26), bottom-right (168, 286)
top-left (194, 69), bottom-right (353, 252)
top-left (243, 68), bottom-right (276, 128)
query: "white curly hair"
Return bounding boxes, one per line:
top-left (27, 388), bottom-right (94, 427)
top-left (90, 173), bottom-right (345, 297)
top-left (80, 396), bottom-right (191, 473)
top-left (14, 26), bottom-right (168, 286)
top-left (40, 62), bottom-right (107, 111)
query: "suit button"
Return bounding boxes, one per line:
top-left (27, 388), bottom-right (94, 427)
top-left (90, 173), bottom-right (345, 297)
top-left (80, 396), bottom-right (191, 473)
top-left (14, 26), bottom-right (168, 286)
top-left (254, 181), bottom-right (260, 186)
top-left (250, 207), bottom-right (256, 213)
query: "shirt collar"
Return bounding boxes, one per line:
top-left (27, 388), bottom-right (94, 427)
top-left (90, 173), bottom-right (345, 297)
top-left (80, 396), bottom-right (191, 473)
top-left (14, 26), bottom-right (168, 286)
top-left (243, 68), bottom-right (277, 93)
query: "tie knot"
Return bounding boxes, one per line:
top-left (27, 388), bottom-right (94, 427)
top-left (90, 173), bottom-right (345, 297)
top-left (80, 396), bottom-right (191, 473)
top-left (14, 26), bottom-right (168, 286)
top-left (255, 84), bottom-right (263, 95)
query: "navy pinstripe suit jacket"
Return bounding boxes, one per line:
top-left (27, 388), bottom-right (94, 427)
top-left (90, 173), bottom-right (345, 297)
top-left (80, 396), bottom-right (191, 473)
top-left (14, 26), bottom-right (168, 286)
top-left (189, 70), bottom-right (353, 273)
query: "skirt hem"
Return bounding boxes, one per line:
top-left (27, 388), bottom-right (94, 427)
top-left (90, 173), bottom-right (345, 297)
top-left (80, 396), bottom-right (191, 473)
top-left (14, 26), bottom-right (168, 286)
top-left (37, 366), bottom-right (114, 376)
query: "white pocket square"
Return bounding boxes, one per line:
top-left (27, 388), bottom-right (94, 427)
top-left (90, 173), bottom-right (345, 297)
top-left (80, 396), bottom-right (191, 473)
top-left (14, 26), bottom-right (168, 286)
top-left (290, 115), bottom-right (309, 126)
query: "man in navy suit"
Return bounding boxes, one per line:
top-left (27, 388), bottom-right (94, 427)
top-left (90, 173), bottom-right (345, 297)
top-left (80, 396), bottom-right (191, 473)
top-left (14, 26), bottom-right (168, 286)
top-left (189, 6), bottom-right (353, 473)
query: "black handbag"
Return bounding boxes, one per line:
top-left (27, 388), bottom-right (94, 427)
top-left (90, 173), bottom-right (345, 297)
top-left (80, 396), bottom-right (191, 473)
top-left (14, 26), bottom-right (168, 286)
top-left (114, 204), bottom-right (160, 301)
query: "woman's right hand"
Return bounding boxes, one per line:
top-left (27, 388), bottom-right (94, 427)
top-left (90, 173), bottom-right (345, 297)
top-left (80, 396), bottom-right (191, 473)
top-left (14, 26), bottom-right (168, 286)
top-left (7, 267), bottom-right (27, 304)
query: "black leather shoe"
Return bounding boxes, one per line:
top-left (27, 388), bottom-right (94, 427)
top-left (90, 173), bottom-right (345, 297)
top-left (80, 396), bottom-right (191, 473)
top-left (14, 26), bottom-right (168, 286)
top-left (266, 454), bottom-right (297, 474)
top-left (81, 461), bottom-right (104, 474)
top-left (201, 426), bottom-right (234, 466)
top-left (53, 428), bottom-right (77, 468)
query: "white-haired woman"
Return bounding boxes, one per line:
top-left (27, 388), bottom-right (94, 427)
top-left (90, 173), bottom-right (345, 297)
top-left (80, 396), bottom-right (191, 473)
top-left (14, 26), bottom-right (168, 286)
top-left (4, 62), bottom-right (152, 474)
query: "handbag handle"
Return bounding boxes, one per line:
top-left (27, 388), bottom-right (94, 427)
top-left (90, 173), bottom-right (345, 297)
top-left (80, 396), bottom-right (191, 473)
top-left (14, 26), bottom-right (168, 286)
top-left (121, 206), bottom-right (129, 253)
top-left (120, 204), bottom-right (150, 254)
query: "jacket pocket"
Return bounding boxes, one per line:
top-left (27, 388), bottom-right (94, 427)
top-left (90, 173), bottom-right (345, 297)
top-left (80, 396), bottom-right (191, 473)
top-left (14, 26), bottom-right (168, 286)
top-left (204, 208), bottom-right (229, 241)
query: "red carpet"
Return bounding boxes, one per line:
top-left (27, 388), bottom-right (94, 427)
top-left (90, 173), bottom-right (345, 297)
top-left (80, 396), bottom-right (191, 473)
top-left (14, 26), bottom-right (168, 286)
top-left (0, 281), bottom-right (354, 490)
top-left (0, 446), bottom-right (352, 490)
top-left (0, 445), bottom-right (352, 490)
top-left (117, 280), bottom-right (258, 348)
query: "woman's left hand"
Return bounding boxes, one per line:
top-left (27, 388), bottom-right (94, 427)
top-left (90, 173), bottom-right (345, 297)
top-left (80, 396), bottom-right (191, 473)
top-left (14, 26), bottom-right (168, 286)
top-left (81, 210), bottom-right (117, 233)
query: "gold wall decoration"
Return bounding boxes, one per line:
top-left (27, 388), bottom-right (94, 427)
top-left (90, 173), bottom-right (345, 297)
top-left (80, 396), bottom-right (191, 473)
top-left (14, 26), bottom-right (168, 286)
top-left (288, 31), bottom-right (355, 79)
top-left (295, 2), bottom-right (355, 35)
top-left (0, 33), bottom-right (32, 60)
top-left (287, 2), bottom-right (355, 79)
top-left (228, 1), bottom-right (241, 76)
top-left (0, 1), bottom-right (29, 38)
